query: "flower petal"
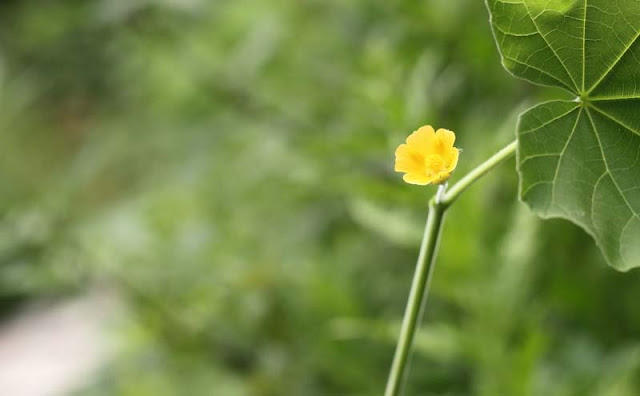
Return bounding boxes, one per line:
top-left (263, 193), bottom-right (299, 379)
top-left (406, 125), bottom-right (436, 153)
top-left (435, 128), bottom-right (456, 148)
top-left (444, 148), bottom-right (460, 173)
top-left (403, 172), bottom-right (434, 185)
top-left (394, 144), bottom-right (424, 173)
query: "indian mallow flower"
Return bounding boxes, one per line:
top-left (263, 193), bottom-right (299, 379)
top-left (394, 125), bottom-right (460, 185)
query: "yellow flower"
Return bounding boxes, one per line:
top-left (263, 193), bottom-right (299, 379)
top-left (394, 125), bottom-right (459, 185)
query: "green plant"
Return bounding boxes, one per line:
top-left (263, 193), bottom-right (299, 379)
top-left (386, 1), bottom-right (640, 393)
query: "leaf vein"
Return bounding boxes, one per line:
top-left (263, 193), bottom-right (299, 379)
top-left (551, 108), bottom-right (583, 207)
top-left (520, 153), bottom-right (561, 166)
top-left (521, 180), bottom-right (553, 199)
top-left (588, 104), bottom-right (640, 137)
top-left (521, 1), bottom-right (580, 92)
top-left (519, 104), bottom-right (580, 135)
top-left (586, 21), bottom-right (640, 95)
top-left (586, 108), bottom-right (639, 217)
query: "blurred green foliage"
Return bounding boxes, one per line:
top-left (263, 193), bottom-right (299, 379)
top-left (1, 0), bottom-right (640, 395)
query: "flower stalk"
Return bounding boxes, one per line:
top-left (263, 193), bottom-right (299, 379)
top-left (384, 185), bottom-right (447, 396)
top-left (385, 140), bottom-right (517, 396)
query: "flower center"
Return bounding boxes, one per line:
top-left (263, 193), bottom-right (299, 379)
top-left (424, 154), bottom-right (445, 177)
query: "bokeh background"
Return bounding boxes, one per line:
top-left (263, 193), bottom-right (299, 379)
top-left (1, 1), bottom-right (640, 395)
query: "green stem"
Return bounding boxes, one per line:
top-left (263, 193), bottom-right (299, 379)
top-left (384, 190), bottom-right (446, 396)
top-left (441, 140), bottom-right (517, 207)
top-left (384, 139), bottom-right (517, 396)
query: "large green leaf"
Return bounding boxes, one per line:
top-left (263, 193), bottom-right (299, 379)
top-left (486, 0), bottom-right (640, 270)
